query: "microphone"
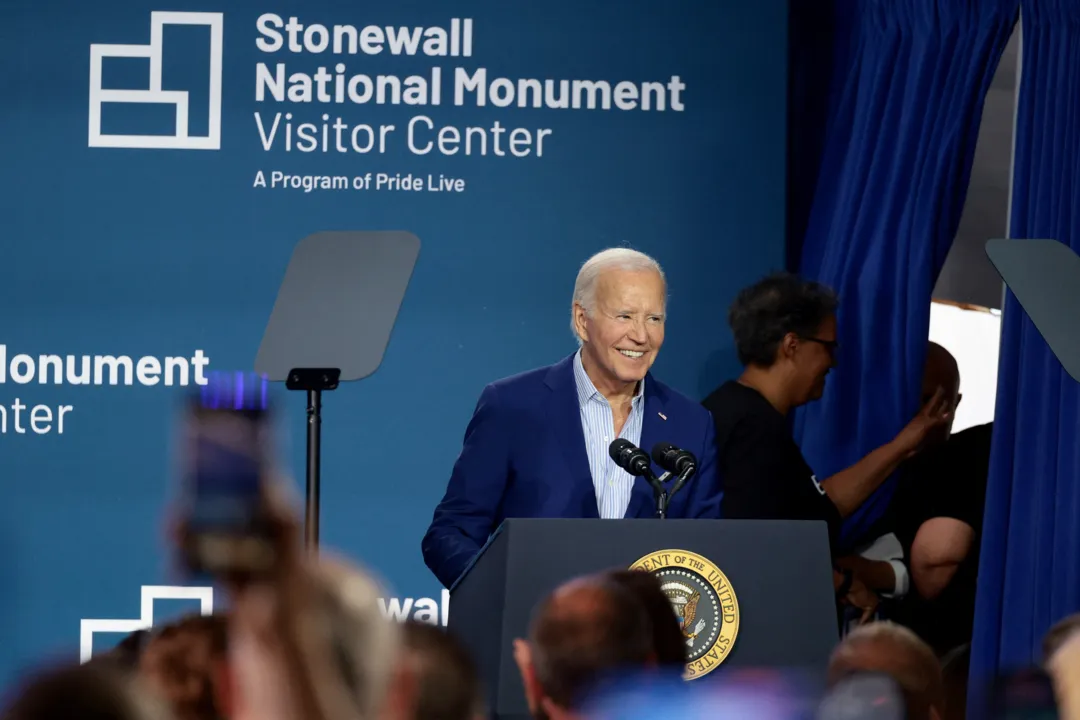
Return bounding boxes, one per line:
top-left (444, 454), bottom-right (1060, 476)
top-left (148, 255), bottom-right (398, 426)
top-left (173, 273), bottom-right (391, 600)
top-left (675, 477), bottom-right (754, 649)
top-left (608, 439), bottom-right (652, 477)
top-left (651, 442), bottom-right (697, 475)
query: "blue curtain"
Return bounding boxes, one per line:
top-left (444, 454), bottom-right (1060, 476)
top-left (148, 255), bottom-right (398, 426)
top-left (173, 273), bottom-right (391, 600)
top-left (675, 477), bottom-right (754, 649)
top-left (786, 0), bottom-right (838, 272)
top-left (970, 0), bottom-right (1080, 707)
top-left (790, 0), bottom-right (1019, 547)
top-left (786, 0), bottom-right (858, 272)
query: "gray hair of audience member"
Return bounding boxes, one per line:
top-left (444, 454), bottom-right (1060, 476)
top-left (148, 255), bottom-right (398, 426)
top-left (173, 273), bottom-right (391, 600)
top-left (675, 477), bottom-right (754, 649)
top-left (1042, 612), bottom-right (1080, 666)
top-left (827, 621), bottom-right (943, 720)
top-left (570, 248), bottom-right (667, 344)
top-left (728, 272), bottom-right (838, 367)
top-left (314, 558), bottom-right (404, 719)
top-left (529, 576), bottom-right (655, 710)
top-left (402, 620), bottom-right (485, 720)
top-left (1, 662), bottom-right (173, 720)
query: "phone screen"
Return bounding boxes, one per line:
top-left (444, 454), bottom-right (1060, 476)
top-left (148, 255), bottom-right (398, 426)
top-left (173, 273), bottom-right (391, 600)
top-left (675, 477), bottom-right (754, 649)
top-left (178, 372), bottom-right (274, 577)
top-left (186, 408), bottom-right (264, 531)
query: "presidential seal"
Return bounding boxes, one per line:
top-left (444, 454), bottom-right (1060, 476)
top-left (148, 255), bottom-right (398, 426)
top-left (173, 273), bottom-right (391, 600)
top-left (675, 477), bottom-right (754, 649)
top-left (629, 549), bottom-right (740, 679)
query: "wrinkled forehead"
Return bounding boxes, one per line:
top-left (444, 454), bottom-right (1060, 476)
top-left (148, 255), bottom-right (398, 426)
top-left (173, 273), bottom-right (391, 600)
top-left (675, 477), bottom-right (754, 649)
top-left (594, 269), bottom-right (666, 310)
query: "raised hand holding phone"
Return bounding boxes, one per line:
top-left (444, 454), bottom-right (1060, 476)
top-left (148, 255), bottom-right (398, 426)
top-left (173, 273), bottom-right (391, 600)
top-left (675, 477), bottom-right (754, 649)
top-left (175, 371), bottom-right (283, 582)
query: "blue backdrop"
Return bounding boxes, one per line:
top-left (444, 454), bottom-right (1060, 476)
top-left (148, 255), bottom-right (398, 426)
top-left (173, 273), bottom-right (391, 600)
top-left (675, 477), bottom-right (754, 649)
top-left (0, 0), bottom-right (787, 686)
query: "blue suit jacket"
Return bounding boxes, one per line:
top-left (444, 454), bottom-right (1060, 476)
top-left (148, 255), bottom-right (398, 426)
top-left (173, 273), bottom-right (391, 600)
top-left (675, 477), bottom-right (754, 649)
top-left (421, 353), bottom-right (722, 588)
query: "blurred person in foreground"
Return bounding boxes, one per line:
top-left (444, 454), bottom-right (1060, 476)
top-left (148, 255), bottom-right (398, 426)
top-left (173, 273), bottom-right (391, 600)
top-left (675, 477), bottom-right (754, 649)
top-left (513, 575), bottom-right (657, 719)
top-left (1044, 612), bottom-right (1080, 668)
top-left (176, 476), bottom-right (415, 720)
top-left (1045, 621), bottom-right (1080, 718)
top-left (1, 661), bottom-right (173, 720)
top-left (136, 613), bottom-right (229, 720)
top-left (603, 570), bottom-right (687, 668)
top-left (88, 630), bottom-right (152, 672)
top-left (826, 621), bottom-right (944, 720)
top-left (401, 620), bottom-right (485, 720)
top-left (701, 273), bottom-right (951, 616)
top-left (585, 667), bottom-right (821, 720)
top-left (423, 248), bottom-right (722, 589)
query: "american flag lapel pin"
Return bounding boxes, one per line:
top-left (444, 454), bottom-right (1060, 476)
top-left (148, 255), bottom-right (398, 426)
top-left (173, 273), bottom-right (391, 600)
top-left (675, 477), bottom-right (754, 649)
top-left (658, 412), bottom-right (667, 420)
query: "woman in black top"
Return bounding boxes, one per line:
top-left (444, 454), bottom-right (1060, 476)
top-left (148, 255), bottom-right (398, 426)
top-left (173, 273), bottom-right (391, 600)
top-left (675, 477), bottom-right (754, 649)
top-left (702, 274), bottom-right (951, 613)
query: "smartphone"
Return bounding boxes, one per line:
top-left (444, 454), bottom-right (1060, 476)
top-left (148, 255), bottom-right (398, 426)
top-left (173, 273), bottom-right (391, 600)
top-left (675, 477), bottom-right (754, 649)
top-left (177, 372), bottom-right (276, 579)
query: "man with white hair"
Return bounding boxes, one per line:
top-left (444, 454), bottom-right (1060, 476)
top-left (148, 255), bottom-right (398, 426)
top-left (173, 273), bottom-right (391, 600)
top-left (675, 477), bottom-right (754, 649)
top-left (422, 248), bottom-right (721, 589)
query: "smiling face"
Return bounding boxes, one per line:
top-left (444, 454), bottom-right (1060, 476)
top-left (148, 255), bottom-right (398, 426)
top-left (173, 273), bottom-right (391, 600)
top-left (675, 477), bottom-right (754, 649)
top-left (781, 313), bottom-right (838, 406)
top-left (573, 268), bottom-right (666, 397)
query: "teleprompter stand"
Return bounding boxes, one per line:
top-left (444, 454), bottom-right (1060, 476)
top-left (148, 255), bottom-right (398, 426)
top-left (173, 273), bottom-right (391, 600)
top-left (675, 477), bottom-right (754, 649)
top-left (255, 231), bottom-right (420, 550)
top-left (285, 368), bottom-right (340, 549)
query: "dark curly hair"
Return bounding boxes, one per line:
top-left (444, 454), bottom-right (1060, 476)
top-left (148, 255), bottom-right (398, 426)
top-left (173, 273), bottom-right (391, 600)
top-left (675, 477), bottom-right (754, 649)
top-left (728, 272), bottom-right (838, 367)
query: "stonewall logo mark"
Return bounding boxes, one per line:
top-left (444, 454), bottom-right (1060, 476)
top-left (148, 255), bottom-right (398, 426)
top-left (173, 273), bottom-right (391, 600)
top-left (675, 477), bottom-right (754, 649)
top-left (0, 345), bottom-right (210, 436)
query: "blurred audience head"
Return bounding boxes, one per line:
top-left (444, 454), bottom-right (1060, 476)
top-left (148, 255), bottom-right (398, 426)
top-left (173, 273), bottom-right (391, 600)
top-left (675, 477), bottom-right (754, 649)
top-left (136, 613), bottom-right (228, 720)
top-left (921, 342), bottom-right (961, 445)
top-left (313, 557), bottom-right (416, 720)
top-left (516, 575), bottom-right (656, 719)
top-left (401, 620), bottom-right (484, 720)
top-left (1042, 611), bottom-right (1080, 667)
top-left (603, 570), bottom-right (686, 668)
top-left (728, 272), bottom-right (839, 406)
top-left (1, 662), bottom-right (172, 720)
top-left (817, 672), bottom-right (907, 720)
top-left (89, 630), bottom-right (152, 673)
top-left (1045, 623), bottom-right (1080, 717)
top-left (827, 622), bottom-right (943, 720)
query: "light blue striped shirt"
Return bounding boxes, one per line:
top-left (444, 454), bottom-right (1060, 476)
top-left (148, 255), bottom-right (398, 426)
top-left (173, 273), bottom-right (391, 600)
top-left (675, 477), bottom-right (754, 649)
top-left (573, 350), bottom-right (646, 519)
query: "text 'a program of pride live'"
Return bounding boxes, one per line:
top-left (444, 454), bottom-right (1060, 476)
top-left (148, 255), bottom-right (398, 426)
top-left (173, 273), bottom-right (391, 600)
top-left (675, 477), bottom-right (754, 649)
top-left (251, 14), bottom-right (688, 157)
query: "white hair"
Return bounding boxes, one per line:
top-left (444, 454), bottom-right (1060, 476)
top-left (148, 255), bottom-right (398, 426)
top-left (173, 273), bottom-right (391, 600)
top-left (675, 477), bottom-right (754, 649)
top-left (570, 247), bottom-right (666, 343)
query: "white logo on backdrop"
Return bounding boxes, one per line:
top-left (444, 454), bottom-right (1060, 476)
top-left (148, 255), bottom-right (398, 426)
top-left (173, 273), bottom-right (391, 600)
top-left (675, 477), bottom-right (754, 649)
top-left (79, 585), bottom-right (214, 663)
top-left (89, 11), bottom-right (224, 150)
top-left (79, 584), bottom-right (449, 661)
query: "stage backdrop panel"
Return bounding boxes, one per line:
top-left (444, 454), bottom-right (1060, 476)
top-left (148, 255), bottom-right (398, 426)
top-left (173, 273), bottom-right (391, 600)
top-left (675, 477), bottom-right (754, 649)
top-left (0, 0), bottom-right (786, 686)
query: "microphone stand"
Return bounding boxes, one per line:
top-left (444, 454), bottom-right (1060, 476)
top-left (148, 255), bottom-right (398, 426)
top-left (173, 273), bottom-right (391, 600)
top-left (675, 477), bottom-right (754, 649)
top-left (648, 471), bottom-right (672, 519)
top-left (668, 464), bottom-right (697, 500)
top-left (649, 465), bottom-right (697, 519)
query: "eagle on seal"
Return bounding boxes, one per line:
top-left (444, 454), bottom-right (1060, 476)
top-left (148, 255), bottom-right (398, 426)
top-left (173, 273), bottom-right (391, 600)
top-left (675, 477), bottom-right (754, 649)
top-left (662, 581), bottom-right (708, 647)
top-left (681, 591), bottom-right (707, 644)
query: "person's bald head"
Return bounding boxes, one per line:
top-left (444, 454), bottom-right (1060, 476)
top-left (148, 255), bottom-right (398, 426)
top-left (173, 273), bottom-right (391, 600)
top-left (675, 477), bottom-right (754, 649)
top-left (921, 342), bottom-right (961, 444)
top-left (828, 622), bottom-right (943, 720)
top-left (523, 576), bottom-right (655, 714)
